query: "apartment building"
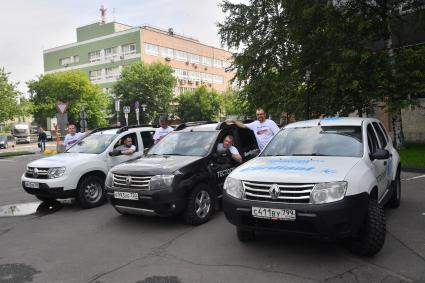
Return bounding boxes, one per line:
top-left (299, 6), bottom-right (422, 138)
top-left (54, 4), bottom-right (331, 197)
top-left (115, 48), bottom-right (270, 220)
top-left (43, 21), bottom-right (234, 95)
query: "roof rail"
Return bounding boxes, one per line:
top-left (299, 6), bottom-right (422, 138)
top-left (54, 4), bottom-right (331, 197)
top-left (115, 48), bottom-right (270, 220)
top-left (89, 126), bottom-right (121, 134)
top-left (116, 124), bottom-right (158, 134)
top-left (175, 121), bottom-right (217, 131)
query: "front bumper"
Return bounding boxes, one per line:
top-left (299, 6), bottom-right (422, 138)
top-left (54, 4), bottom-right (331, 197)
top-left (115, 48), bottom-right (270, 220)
top-left (106, 185), bottom-right (186, 217)
top-left (223, 192), bottom-right (369, 240)
top-left (22, 181), bottom-right (75, 198)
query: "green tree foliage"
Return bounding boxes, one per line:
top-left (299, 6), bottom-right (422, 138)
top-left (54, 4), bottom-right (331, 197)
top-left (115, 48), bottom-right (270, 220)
top-left (0, 68), bottom-right (20, 123)
top-left (113, 62), bottom-right (176, 124)
top-left (218, 89), bottom-right (250, 118)
top-left (176, 86), bottom-right (222, 121)
top-left (27, 71), bottom-right (109, 128)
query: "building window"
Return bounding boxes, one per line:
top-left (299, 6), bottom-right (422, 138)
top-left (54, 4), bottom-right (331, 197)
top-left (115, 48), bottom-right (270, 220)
top-left (213, 59), bottom-right (222, 68)
top-left (201, 73), bottom-right (213, 83)
top-left (105, 46), bottom-right (118, 59)
top-left (201, 56), bottom-right (212, 66)
top-left (213, 74), bottom-right (224, 84)
top-left (89, 50), bottom-right (101, 62)
top-left (122, 43), bottom-right (136, 55)
top-left (105, 67), bottom-right (120, 79)
top-left (89, 69), bottom-right (102, 82)
top-left (159, 47), bottom-right (174, 59)
top-left (190, 54), bottom-right (200, 64)
top-left (174, 50), bottom-right (188, 61)
top-left (59, 55), bottom-right (79, 66)
top-left (188, 71), bottom-right (200, 81)
top-left (144, 43), bottom-right (159, 56)
top-left (222, 61), bottom-right (231, 69)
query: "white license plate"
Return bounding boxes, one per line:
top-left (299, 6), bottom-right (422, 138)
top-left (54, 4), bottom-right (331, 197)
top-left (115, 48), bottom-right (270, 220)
top-left (252, 207), bottom-right (296, 221)
top-left (25, 181), bottom-right (39, 189)
top-left (114, 191), bottom-right (139, 200)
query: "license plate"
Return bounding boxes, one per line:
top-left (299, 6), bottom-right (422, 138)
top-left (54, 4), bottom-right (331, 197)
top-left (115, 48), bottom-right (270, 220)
top-left (114, 191), bottom-right (138, 200)
top-left (25, 181), bottom-right (39, 189)
top-left (252, 207), bottom-right (296, 221)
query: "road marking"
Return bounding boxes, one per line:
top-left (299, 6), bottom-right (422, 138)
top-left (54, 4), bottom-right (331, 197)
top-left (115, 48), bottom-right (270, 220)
top-left (0, 159), bottom-right (15, 162)
top-left (402, 174), bottom-right (425, 181)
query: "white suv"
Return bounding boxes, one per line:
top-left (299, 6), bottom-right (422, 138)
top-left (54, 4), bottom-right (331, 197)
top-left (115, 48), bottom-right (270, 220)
top-left (223, 117), bottom-right (400, 256)
top-left (21, 126), bottom-right (157, 208)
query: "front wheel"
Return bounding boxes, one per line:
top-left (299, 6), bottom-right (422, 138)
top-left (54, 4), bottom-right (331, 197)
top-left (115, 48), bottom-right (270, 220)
top-left (347, 199), bottom-right (386, 256)
top-left (76, 175), bottom-right (105, 209)
top-left (183, 184), bottom-right (215, 225)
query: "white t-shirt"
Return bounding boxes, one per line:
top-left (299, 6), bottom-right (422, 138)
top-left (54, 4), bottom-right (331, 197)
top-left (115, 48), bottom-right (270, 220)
top-left (246, 119), bottom-right (280, 151)
top-left (217, 143), bottom-right (240, 155)
top-left (153, 126), bottom-right (174, 141)
top-left (63, 132), bottom-right (83, 150)
top-left (116, 144), bottom-right (136, 152)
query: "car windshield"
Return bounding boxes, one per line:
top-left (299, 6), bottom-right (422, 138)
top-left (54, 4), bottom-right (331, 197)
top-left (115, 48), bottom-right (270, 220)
top-left (66, 134), bottom-right (117, 154)
top-left (0, 136), bottom-right (6, 141)
top-left (261, 126), bottom-right (363, 157)
top-left (148, 131), bottom-right (216, 156)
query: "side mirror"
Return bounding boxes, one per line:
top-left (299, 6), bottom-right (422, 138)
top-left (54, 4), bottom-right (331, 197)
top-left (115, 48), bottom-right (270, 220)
top-left (370, 148), bottom-right (390, 160)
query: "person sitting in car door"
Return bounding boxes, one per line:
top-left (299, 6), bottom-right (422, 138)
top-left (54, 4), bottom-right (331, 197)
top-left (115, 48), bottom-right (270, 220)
top-left (217, 135), bottom-right (242, 163)
top-left (110, 136), bottom-right (136, 156)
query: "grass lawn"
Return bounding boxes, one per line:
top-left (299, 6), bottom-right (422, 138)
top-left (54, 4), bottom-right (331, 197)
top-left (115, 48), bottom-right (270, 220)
top-left (399, 143), bottom-right (425, 168)
top-left (0, 151), bottom-right (34, 158)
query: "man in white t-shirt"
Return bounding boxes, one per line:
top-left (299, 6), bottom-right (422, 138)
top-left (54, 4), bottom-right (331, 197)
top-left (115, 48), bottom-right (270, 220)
top-left (153, 116), bottom-right (174, 144)
top-left (226, 108), bottom-right (280, 151)
top-left (63, 124), bottom-right (83, 150)
top-left (217, 135), bottom-right (242, 163)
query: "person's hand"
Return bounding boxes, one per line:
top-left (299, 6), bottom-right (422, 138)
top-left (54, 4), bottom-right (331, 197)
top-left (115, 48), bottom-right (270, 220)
top-left (109, 149), bottom-right (121, 156)
top-left (225, 119), bottom-right (234, 125)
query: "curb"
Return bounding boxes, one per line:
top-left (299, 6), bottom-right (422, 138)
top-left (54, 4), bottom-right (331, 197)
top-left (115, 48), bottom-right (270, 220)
top-left (0, 151), bottom-right (36, 159)
top-left (401, 166), bottom-right (425, 173)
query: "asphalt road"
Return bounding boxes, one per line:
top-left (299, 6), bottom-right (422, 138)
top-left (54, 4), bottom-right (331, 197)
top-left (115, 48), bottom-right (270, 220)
top-left (0, 154), bottom-right (424, 283)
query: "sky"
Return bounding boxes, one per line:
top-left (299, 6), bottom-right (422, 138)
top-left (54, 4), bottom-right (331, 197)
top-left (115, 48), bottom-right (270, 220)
top-left (0, 0), bottom-right (239, 94)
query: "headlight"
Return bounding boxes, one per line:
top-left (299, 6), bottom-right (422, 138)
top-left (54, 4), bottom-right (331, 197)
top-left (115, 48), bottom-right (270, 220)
top-left (105, 171), bottom-right (113, 187)
top-left (0, 141), bottom-right (4, 144)
top-left (149, 175), bottom-right (174, 190)
top-left (310, 181), bottom-right (347, 204)
top-left (224, 177), bottom-right (244, 199)
top-left (47, 167), bottom-right (66, 179)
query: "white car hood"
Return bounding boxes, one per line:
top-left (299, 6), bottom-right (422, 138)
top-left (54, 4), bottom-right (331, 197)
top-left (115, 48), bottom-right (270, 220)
top-left (27, 153), bottom-right (96, 167)
top-left (230, 156), bottom-right (361, 183)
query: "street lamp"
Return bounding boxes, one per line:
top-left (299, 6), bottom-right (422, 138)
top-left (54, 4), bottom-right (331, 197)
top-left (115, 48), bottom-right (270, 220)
top-left (141, 104), bottom-right (147, 124)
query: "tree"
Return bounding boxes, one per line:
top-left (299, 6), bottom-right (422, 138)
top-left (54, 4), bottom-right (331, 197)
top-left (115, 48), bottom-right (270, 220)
top-left (176, 86), bottom-right (222, 121)
top-left (218, 89), bottom-right (250, 118)
top-left (0, 68), bottom-right (20, 123)
top-left (27, 71), bottom-right (109, 128)
top-left (113, 62), bottom-right (176, 124)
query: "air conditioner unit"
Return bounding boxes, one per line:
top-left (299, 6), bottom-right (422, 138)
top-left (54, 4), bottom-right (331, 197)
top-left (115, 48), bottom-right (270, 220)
top-left (208, 83), bottom-right (212, 87)
top-left (195, 81), bottom-right (199, 86)
top-left (165, 57), bottom-right (171, 61)
top-left (204, 67), bottom-right (208, 71)
top-left (120, 55), bottom-right (124, 59)
top-left (185, 61), bottom-right (189, 65)
top-left (188, 80), bottom-right (193, 84)
top-left (193, 64), bottom-right (198, 69)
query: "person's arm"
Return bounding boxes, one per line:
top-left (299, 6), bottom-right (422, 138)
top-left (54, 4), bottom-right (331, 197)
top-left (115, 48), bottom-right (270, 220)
top-left (229, 146), bottom-right (242, 163)
top-left (270, 120), bottom-right (280, 135)
top-left (225, 119), bottom-right (248, 129)
top-left (121, 145), bottom-right (136, 155)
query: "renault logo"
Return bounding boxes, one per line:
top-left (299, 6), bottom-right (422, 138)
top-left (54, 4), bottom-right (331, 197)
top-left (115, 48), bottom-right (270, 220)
top-left (33, 168), bottom-right (39, 178)
top-left (269, 184), bottom-right (280, 200)
top-left (125, 176), bottom-right (132, 186)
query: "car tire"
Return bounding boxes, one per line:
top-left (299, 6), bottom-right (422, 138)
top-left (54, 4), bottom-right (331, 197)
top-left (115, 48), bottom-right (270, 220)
top-left (387, 166), bottom-right (401, 208)
top-left (347, 199), bottom-right (386, 256)
top-left (76, 175), bottom-right (105, 209)
top-left (183, 183), bottom-right (215, 225)
top-left (35, 195), bottom-right (56, 202)
top-left (236, 227), bottom-right (255, 242)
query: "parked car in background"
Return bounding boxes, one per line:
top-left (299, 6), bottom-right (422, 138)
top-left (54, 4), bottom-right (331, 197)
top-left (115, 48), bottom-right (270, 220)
top-left (223, 117), bottom-right (400, 256)
top-left (0, 135), bottom-right (16, 149)
top-left (12, 124), bottom-right (30, 143)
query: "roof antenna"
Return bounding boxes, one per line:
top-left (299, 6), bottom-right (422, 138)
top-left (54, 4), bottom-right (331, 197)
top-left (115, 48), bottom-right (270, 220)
top-left (100, 5), bottom-right (107, 24)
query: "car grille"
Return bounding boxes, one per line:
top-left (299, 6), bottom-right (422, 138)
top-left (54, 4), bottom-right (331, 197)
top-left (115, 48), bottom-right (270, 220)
top-left (242, 181), bottom-right (315, 204)
top-left (26, 167), bottom-right (49, 179)
top-left (113, 173), bottom-right (152, 190)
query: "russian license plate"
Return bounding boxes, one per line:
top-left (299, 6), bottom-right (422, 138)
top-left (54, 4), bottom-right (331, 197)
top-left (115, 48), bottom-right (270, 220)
top-left (114, 191), bottom-right (139, 200)
top-left (25, 181), bottom-right (39, 189)
top-left (252, 207), bottom-right (296, 221)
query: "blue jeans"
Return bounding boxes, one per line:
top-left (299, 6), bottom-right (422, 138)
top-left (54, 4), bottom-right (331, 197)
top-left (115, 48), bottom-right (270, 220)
top-left (40, 141), bottom-right (46, 152)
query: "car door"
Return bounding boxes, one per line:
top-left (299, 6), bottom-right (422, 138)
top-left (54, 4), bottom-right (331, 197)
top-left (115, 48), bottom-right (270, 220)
top-left (107, 132), bottom-right (143, 168)
top-left (366, 123), bottom-right (388, 199)
top-left (234, 127), bottom-right (260, 162)
top-left (372, 122), bottom-right (393, 188)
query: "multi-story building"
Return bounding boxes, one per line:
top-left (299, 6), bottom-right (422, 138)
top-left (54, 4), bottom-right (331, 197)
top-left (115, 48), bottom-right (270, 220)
top-left (43, 21), bottom-right (234, 95)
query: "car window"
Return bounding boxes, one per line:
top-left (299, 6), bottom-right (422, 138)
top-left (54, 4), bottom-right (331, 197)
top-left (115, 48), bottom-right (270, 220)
top-left (141, 131), bottom-right (155, 149)
top-left (237, 127), bottom-right (257, 149)
top-left (377, 122), bottom-right (390, 143)
top-left (67, 134), bottom-right (117, 154)
top-left (261, 126), bottom-right (363, 157)
top-left (372, 122), bottom-right (387, 148)
top-left (0, 136), bottom-right (6, 142)
top-left (366, 124), bottom-right (379, 154)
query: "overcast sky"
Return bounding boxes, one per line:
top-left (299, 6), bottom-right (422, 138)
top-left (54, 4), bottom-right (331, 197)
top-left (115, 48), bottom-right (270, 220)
top-left (1, 0), bottom-right (239, 94)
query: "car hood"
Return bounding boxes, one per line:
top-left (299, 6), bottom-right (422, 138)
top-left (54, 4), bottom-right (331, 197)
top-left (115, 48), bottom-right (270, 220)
top-left (230, 156), bottom-right (361, 183)
top-left (27, 153), bottom-right (96, 168)
top-left (111, 155), bottom-right (203, 175)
